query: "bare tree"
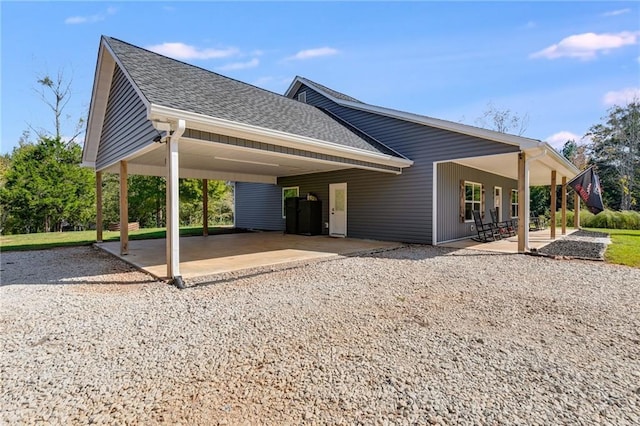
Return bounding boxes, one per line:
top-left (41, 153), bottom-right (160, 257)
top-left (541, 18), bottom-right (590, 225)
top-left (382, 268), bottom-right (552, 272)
top-left (475, 102), bottom-right (529, 136)
top-left (31, 69), bottom-right (84, 143)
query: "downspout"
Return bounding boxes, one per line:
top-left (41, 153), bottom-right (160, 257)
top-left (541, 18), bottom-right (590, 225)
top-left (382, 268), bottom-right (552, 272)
top-left (524, 147), bottom-right (547, 251)
top-left (167, 119), bottom-right (186, 289)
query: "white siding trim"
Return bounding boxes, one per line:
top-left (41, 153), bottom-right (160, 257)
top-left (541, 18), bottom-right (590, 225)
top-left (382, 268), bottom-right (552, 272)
top-left (432, 162), bottom-right (438, 245)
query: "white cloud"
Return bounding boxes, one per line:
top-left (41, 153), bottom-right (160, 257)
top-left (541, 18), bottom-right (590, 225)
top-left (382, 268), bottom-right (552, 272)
top-left (603, 87), bottom-right (640, 106)
top-left (288, 47), bottom-right (339, 60)
top-left (603, 8), bottom-right (631, 17)
top-left (546, 131), bottom-right (583, 149)
top-left (521, 21), bottom-right (537, 30)
top-left (146, 42), bottom-right (238, 60)
top-left (65, 7), bottom-right (116, 24)
top-left (217, 58), bottom-right (259, 71)
top-left (530, 31), bottom-right (640, 60)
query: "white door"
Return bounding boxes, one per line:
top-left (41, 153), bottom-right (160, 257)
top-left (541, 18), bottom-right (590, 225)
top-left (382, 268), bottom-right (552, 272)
top-left (494, 186), bottom-right (502, 221)
top-left (329, 183), bottom-right (347, 237)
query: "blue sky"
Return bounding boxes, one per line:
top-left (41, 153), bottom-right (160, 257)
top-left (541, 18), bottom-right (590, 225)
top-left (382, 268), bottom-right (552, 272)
top-left (1, 1), bottom-right (639, 155)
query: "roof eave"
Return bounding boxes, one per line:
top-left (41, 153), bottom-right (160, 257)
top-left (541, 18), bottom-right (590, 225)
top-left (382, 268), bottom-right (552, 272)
top-left (148, 104), bottom-right (413, 170)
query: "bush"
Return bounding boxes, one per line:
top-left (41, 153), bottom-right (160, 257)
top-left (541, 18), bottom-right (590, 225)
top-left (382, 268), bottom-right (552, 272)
top-left (554, 209), bottom-right (640, 230)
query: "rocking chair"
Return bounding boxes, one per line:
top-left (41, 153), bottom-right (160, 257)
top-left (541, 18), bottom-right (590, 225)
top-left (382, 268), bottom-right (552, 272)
top-left (472, 210), bottom-right (502, 242)
top-left (490, 208), bottom-right (516, 237)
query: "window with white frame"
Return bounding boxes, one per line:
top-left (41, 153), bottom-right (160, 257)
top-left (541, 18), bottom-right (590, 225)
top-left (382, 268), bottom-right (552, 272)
top-left (282, 186), bottom-right (299, 218)
top-left (464, 181), bottom-right (482, 221)
top-left (511, 189), bottom-right (519, 218)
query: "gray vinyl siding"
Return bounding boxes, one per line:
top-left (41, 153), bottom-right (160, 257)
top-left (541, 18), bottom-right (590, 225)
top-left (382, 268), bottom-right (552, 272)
top-left (235, 182), bottom-right (284, 231)
top-left (437, 162), bottom-right (517, 243)
top-left (96, 65), bottom-right (157, 170)
top-left (278, 169), bottom-right (425, 243)
top-left (292, 85), bottom-right (520, 244)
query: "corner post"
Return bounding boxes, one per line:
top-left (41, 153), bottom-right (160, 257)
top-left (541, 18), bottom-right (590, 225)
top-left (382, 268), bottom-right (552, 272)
top-left (517, 152), bottom-right (526, 253)
top-left (202, 179), bottom-right (209, 237)
top-left (119, 161), bottom-right (128, 255)
top-left (96, 171), bottom-right (103, 243)
top-left (561, 176), bottom-right (567, 235)
top-left (550, 170), bottom-right (556, 239)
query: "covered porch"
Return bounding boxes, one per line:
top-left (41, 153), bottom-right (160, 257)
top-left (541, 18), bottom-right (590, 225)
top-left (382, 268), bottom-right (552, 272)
top-left (435, 143), bottom-right (581, 251)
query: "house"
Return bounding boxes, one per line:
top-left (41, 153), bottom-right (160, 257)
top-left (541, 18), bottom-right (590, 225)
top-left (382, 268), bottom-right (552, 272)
top-left (83, 36), bottom-right (579, 285)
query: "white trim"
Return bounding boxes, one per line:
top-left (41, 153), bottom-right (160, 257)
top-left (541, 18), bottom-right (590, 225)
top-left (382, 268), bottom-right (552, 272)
top-left (494, 186), bottom-right (503, 221)
top-left (103, 38), bottom-right (150, 109)
top-left (329, 182), bottom-right (347, 237)
top-left (148, 104), bottom-right (413, 169)
top-left (432, 162), bottom-right (438, 245)
top-left (232, 182), bottom-right (237, 228)
top-left (463, 180), bottom-right (482, 223)
top-left (282, 186), bottom-right (299, 219)
top-left (511, 189), bottom-right (519, 219)
top-left (96, 140), bottom-right (160, 172)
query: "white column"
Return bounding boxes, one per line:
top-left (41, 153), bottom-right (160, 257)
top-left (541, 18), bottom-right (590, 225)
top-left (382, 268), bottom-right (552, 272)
top-left (166, 120), bottom-right (185, 287)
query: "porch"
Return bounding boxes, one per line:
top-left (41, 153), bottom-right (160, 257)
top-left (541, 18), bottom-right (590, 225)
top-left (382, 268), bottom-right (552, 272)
top-left (440, 227), bottom-right (578, 253)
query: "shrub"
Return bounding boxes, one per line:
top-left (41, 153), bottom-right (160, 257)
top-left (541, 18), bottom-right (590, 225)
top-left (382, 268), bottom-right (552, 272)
top-left (555, 209), bottom-right (640, 230)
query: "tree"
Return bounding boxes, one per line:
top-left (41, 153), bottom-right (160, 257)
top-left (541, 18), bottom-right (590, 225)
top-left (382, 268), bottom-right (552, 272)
top-left (475, 102), bottom-right (529, 136)
top-left (561, 140), bottom-right (588, 170)
top-left (587, 101), bottom-right (640, 211)
top-left (32, 70), bottom-right (84, 143)
top-left (0, 137), bottom-right (94, 233)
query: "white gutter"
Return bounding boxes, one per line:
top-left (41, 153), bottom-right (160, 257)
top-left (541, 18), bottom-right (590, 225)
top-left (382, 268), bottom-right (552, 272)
top-left (524, 147), bottom-right (548, 251)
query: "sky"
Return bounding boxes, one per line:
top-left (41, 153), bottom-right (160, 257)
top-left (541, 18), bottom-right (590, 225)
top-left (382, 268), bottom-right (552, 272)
top-left (1, 1), bottom-right (639, 155)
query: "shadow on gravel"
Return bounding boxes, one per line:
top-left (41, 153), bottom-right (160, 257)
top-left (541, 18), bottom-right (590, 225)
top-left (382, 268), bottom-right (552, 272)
top-left (0, 246), bottom-right (159, 287)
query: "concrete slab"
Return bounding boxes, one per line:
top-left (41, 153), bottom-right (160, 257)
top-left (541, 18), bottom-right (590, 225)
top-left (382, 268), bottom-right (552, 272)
top-left (97, 232), bottom-right (403, 280)
top-left (439, 228), bottom-right (578, 253)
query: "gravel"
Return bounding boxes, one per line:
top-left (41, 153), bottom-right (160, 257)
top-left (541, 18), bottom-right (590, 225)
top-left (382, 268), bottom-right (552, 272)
top-left (539, 230), bottom-right (611, 260)
top-left (1, 245), bottom-right (639, 424)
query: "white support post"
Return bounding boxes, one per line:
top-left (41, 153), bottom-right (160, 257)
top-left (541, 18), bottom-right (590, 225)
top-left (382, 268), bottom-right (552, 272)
top-left (166, 119), bottom-right (186, 288)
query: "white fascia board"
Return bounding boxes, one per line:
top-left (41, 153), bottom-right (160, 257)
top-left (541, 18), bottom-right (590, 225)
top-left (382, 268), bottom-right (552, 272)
top-left (523, 142), bottom-right (580, 177)
top-left (95, 140), bottom-right (160, 172)
top-left (102, 39), bottom-right (150, 110)
top-left (283, 77), bottom-right (303, 98)
top-left (148, 104), bottom-right (414, 169)
top-left (294, 76), bottom-right (541, 150)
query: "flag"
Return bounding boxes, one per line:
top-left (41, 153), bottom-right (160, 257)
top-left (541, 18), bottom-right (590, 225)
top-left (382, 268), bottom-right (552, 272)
top-left (567, 167), bottom-right (605, 215)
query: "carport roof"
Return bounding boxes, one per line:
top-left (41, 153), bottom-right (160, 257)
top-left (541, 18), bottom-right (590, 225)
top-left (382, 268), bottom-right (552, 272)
top-left (101, 37), bottom-right (401, 158)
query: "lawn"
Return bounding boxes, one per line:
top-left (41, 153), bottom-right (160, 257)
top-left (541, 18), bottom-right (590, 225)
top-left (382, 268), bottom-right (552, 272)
top-left (587, 228), bottom-right (640, 268)
top-left (0, 226), bottom-right (239, 252)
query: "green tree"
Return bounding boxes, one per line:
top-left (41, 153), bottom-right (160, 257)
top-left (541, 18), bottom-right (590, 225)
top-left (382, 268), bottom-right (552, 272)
top-left (0, 137), bottom-right (95, 233)
top-left (587, 101), bottom-right (640, 211)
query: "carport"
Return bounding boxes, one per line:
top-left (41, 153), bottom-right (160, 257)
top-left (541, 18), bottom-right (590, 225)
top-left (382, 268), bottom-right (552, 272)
top-left (82, 37), bottom-right (412, 287)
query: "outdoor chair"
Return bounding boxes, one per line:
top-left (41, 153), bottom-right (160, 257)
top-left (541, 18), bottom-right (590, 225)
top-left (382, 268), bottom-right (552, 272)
top-left (490, 208), bottom-right (516, 237)
top-left (472, 210), bottom-right (502, 242)
top-left (529, 211), bottom-right (546, 231)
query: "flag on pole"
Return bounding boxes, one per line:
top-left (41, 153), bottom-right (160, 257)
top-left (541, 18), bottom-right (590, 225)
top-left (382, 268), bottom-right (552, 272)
top-left (567, 167), bottom-right (605, 215)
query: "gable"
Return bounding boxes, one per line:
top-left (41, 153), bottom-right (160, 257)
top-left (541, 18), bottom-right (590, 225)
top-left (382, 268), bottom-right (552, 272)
top-left (96, 65), bottom-right (157, 170)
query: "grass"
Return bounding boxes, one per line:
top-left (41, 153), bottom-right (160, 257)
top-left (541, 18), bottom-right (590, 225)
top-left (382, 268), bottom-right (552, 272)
top-left (584, 228), bottom-right (640, 268)
top-left (0, 226), bottom-right (239, 252)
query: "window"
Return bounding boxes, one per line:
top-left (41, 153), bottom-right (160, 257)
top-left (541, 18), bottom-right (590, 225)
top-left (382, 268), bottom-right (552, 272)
top-left (282, 186), bottom-right (299, 218)
top-left (297, 91), bottom-right (307, 103)
top-left (511, 189), bottom-right (519, 218)
top-left (464, 181), bottom-right (482, 222)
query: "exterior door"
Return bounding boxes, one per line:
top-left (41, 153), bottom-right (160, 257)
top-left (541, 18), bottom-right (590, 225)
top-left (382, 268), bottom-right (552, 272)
top-left (494, 186), bottom-right (502, 221)
top-left (329, 183), bottom-right (347, 237)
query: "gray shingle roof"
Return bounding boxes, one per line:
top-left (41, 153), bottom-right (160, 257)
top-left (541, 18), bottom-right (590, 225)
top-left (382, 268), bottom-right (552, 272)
top-left (296, 77), bottom-right (363, 103)
top-left (104, 37), bottom-right (399, 157)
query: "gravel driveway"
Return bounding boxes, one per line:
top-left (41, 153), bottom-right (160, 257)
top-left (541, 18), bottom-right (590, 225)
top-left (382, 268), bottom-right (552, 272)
top-left (1, 245), bottom-right (639, 424)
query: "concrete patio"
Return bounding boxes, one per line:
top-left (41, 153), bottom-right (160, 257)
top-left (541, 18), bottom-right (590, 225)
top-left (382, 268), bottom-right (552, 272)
top-left (439, 227), bottom-right (578, 253)
top-left (97, 232), bottom-right (403, 281)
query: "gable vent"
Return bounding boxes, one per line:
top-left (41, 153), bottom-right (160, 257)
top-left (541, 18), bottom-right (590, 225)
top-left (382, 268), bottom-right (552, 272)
top-left (297, 91), bottom-right (307, 103)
